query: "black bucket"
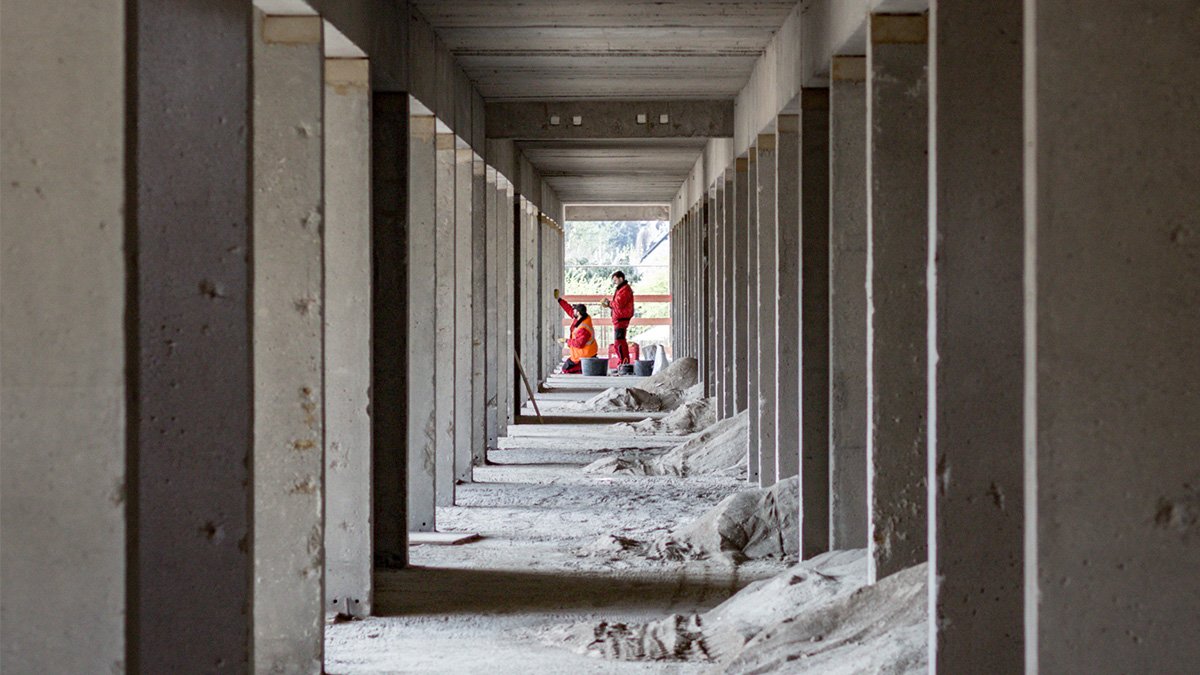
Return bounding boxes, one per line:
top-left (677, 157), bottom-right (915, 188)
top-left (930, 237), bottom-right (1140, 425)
top-left (581, 357), bottom-right (608, 376)
top-left (618, 363), bottom-right (635, 376)
top-left (634, 359), bottom-right (654, 376)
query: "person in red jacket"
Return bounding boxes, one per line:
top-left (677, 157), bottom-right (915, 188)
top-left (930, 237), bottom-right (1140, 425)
top-left (553, 288), bottom-right (597, 374)
top-left (602, 270), bottom-right (635, 366)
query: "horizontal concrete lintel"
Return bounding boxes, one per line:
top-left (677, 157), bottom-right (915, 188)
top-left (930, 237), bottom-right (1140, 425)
top-left (564, 204), bottom-right (670, 221)
top-left (263, 15), bottom-right (321, 44)
top-left (801, 88), bottom-right (831, 109)
top-left (757, 133), bottom-right (776, 150)
top-left (486, 99), bottom-right (735, 139)
top-left (832, 56), bottom-right (867, 82)
top-left (870, 13), bottom-right (928, 44)
top-left (324, 58), bottom-right (368, 87)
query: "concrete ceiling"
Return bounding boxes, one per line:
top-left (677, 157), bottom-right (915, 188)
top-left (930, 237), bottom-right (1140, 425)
top-left (415, 0), bottom-right (797, 203)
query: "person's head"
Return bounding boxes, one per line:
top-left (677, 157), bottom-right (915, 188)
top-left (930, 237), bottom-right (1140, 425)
top-left (611, 270), bottom-right (626, 286)
top-left (573, 303), bottom-right (588, 320)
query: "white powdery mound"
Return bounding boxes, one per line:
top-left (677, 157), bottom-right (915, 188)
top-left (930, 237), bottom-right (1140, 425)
top-left (584, 410), bottom-right (748, 476)
top-left (579, 358), bottom-right (700, 413)
top-left (652, 476), bottom-right (799, 563)
top-left (615, 397), bottom-right (716, 436)
top-left (548, 550), bottom-right (927, 671)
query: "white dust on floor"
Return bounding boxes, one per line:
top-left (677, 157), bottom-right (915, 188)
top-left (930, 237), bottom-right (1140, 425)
top-left (324, 437), bottom-right (785, 674)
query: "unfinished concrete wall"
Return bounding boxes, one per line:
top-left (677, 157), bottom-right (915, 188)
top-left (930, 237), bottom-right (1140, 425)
top-left (252, 10), bottom-right (325, 671)
top-left (866, 13), bottom-right (928, 582)
top-left (1026, 1), bottom-right (1200, 670)
top-left (755, 132), bottom-right (779, 486)
top-left (799, 88), bottom-right (831, 558)
top-left (0, 0), bottom-right (125, 669)
top-left (774, 115), bottom-right (801, 482)
top-left (127, 1), bottom-right (255, 667)
top-left (434, 132), bottom-right (457, 507)
top-left (323, 55), bottom-right (372, 617)
top-left (454, 147), bottom-right (475, 484)
top-left (407, 114), bottom-right (438, 531)
top-left (928, 1), bottom-right (1023, 670)
top-left (828, 56), bottom-right (869, 550)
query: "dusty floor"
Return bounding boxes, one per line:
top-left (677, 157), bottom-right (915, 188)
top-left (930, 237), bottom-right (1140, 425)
top-left (325, 379), bottom-right (785, 674)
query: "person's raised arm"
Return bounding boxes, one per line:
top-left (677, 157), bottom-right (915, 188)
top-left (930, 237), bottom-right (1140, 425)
top-left (554, 289), bottom-right (573, 317)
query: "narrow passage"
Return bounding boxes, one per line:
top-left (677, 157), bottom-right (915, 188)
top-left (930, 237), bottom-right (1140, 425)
top-left (326, 374), bottom-right (785, 674)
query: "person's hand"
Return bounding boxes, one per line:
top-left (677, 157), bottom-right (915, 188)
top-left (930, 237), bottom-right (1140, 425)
top-left (553, 288), bottom-right (560, 299)
top-left (556, 337), bottom-right (567, 344)
top-left (601, 298), bottom-right (610, 308)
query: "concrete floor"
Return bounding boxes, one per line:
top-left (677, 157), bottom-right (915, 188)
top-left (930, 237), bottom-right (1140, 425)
top-left (326, 378), bottom-right (782, 674)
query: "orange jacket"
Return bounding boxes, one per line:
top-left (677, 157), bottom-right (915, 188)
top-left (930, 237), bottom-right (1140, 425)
top-left (559, 297), bottom-right (598, 362)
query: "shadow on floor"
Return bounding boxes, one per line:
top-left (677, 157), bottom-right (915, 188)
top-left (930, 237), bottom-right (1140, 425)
top-left (373, 565), bottom-right (753, 617)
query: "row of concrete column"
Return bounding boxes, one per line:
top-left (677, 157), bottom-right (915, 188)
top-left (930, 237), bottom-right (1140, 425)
top-left (670, 6), bottom-right (1199, 672)
top-left (1, 1), bottom-right (565, 670)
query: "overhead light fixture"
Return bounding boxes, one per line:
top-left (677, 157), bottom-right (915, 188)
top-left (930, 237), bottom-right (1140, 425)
top-left (636, 113), bottom-right (647, 124)
top-left (572, 116), bottom-right (583, 126)
top-left (549, 115), bottom-right (561, 126)
top-left (659, 113), bottom-right (670, 124)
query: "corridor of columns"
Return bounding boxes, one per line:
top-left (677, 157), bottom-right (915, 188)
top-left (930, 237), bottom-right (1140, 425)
top-left (2, 1), bottom-right (1198, 673)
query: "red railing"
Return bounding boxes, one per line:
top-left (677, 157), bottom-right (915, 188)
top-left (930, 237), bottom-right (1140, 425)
top-left (559, 293), bottom-right (673, 327)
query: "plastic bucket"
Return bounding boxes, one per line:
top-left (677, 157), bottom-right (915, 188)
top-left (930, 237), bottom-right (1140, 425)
top-left (634, 359), bottom-right (654, 376)
top-left (581, 357), bottom-right (608, 376)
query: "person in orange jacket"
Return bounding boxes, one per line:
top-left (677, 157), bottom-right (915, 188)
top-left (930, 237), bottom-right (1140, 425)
top-left (602, 270), bottom-right (635, 366)
top-left (554, 288), bottom-right (597, 374)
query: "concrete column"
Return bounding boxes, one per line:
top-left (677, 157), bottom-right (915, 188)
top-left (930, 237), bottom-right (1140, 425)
top-left (775, 115), bottom-right (801, 481)
top-left (454, 147), bottom-right (475, 484)
top-left (745, 148), bottom-right (761, 483)
top-left (866, 13), bottom-right (929, 582)
top-left (371, 95), bottom-right (409, 565)
top-left (484, 168), bottom-right (500, 448)
top-left (323, 56), bottom-right (372, 617)
top-left (733, 158), bottom-right (750, 415)
top-left (1, 0), bottom-right (125, 669)
top-left (434, 132), bottom-right (456, 507)
top-left (927, 2), bottom-right (1023, 670)
top-left (251, 13), bottom-right (325, 670)
top-left (407, 114), bottom-right (438, 532)
top-left (498, 182), bottom-right (515, 430)
top-left (756, 133), bottom-right (779, 487)
top-left (470, 156), bottom-right (488, 467)
top-left (1026, 2), bottom-right (1200, 671)
top-left (828, 56), bottom-right (870, 550)
top-left (719, 175), bottom-right (733, 417)
top-left (799, 88), bottom-right (831, 558)
top-left (127, 1), bottom-right (255, 667)
top-left (706, 189), bottom-right (717, 397)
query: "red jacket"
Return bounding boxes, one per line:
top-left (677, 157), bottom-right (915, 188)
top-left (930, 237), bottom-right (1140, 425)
top-left (609, 282), bottom-right (635, 328)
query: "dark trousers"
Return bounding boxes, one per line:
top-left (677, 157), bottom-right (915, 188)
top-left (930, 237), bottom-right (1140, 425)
top-left (561, 357), bottom-right (581, 374)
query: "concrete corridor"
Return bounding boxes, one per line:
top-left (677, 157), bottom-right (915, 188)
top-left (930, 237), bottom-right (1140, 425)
top-left (327, 376), bottom-right (781, 674)
top-left (3, 0), bottom-right (1199, 673)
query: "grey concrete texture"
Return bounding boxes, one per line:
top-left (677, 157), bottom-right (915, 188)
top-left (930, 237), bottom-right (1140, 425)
top-left (774, 115), bottom-right (801, 483)
top-left (407, 116), bottom-right (439, 532)
top-left (718, 177), bottom-right (733, 418)
top-left (866, 15), bottom-right (929, 582)
top-left (706, 190), bottom-right (718, 398)
top-left (755, 134), bottom-right (779, 488)
top-left (0, 0), bottom-right (125, 669)
top-left (455, 149), bottom-right (475, 485)
top-left (484, 170), bottom-right (501, 450)
top-left (798, 89), bottom-right (831, 560)
top-left (486, 99), bottom-right (735, 139)
top-left (745, 149), bottom-right (761, 484)
top-left (434, 134), bottom-right (458, 508)
top-left (828, 61), bottom-right (870, 551)
top-left (129, 0), bottom-right (256, 668)
top-left (323, 58), bottom-right (373, 618)
top-left (470, 157), bottom-right (488, 468)
top-left (371, 94), bottom-right (410, 568)
top-left (928, 2), bottom-right (1023, 671)
top-left (1027, 1), bottom-right (1200, 671)
top-left (733, 159), bottom-right (750, 414)
top-left (252, 14), bottom-right (326, 671)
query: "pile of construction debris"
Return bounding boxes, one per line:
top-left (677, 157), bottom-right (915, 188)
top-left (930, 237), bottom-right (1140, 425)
top-left (580, 358), bottom-right (698, 413)
top-left (544, 550), bottom-right (928, 673)
top-left (585, 409), bottom-right (748, 476)
top-left (651, 476), bottom-right (798, 562)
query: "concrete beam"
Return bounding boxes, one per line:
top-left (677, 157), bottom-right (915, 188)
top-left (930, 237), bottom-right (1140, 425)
top-left (251, 11), bottom-right (325, 670)
top-left (828, 56), bottom-right (869, 550)
top-left (1025, 1), bottom-right (1200, 670)
top-left (323, 56), bottom-right (372, 618)
top-left (486, 100), bottom-right (735, 139)
top-left (564, 204), bottom-right (670, 221)
top-left (0, 0), bottom-right (125, 669)
top-left (798, 89), bottom-right (831, 558)
top-left (866, 13), bottom-right (929, 582)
